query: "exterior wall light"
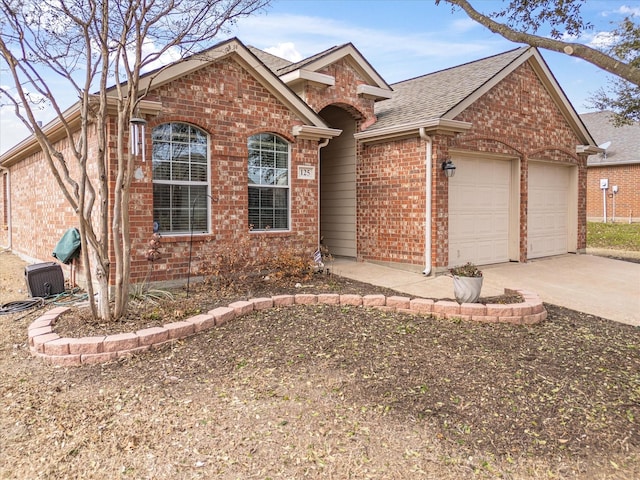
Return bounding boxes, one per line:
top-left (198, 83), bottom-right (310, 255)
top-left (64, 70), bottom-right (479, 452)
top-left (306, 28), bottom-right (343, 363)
top-left (130, 117), bottom-right (147, 161)
top-left (441, 158), bottom-right (456, 178)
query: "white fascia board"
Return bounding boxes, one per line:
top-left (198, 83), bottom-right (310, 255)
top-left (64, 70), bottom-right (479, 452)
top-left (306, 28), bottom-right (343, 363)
top-left (354, 119), bottom-right (472, 143)
top-left (292, 125), bottom-right (343, 141)
top-left (587, 158), bottom-right (640, 167)
top-left (1, 98), bottom-right (163, 167)
top-left (528, 49), bottom-right (597, 147)
top-left (121, 38), bottom-right (331, 129)
top-left (577, 144), bottom-right (604, 154)
top-left (280, 69), bottom-right (335, 87)
top-left (304, 44), bottom-right (391, 90)
top-left (231, 44), bottom-right (332, 128)
top-left (357, 84), bottom-right (393, 101)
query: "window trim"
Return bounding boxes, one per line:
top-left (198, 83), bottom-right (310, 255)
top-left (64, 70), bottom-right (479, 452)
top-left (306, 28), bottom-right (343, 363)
top-left (152, 122), bottom-right (211, 236)
top-left (248, 133), bottom-right (292, 232)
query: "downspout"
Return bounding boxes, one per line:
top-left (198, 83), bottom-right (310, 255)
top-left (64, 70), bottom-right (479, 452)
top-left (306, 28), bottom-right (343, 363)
top-left (419, 128), bottom-right (432, 275)
top-left (317, 138), bottom-right (330, 250)
top-left (0, 166), bottom-right (10, 250)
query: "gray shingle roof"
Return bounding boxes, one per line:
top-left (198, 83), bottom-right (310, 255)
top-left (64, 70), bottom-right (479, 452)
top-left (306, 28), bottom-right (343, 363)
top-left (278, 44), bottom-right (350, 75)
top-left (369, 47), bottom-right (529, 131)
top-left (580, 111), bottom-right (640, 166)
top-left (248, 46), bottom-right (293, 73)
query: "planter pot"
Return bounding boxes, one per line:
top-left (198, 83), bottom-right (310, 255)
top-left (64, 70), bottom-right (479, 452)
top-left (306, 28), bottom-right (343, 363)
top-left (452, 276), bottom-right (483, 304)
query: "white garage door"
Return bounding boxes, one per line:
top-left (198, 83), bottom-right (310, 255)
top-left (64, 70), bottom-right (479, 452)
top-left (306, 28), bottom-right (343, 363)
top-left (528, 162), bottom-right (569, 259)
top-left (448, 157), bottom-right (511, 266)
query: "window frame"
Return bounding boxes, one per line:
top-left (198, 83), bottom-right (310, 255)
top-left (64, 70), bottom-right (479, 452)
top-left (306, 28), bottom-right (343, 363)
top-left (152, 122), bottom-right (211, 236)
top-left (247, 133), bottom-right (291, 232)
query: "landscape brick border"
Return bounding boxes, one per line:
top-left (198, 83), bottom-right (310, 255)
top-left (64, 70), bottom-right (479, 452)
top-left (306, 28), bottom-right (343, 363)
top-left (28, 289), bottom-right (546, 366)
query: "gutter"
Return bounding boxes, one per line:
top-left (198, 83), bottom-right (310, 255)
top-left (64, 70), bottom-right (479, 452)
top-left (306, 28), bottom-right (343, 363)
top-left (0, 166), bottom-right (10, 250)
top-left (317, 138), bottom-right (330, 251)
top-left (419, 128), bottom-right (432, 276)
top-left (354, 118), bottom-right (471, 144)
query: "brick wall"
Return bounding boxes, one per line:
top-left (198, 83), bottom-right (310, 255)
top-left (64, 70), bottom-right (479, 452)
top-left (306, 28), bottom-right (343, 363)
top-left (6, 56), bottom-right (322, 286)
top-left (357, 137), bottom-right (428, 266)
top-left (357, 61), bottom-right (587, 270)
top-left (451, 61), bottom-right (586, 264)
top-left (303, 59), bottom-right (376, 126)
top-left (124, 58), bottom-right (322, 283)
top-left (4, 52), bottom-right (593, 287)
top-left (586, 164), bottom-right (640, 222)
top-left (8, 141), bottom-right (75, 252)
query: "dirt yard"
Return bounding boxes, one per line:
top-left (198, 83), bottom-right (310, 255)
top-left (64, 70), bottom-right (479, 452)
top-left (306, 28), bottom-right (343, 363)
top-left (1, 249), bottom-right (639, 479)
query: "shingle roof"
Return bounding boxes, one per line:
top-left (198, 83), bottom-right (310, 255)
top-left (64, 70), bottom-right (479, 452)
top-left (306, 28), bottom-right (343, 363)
top-left (277, 44), bottom-right (350, 75)
top-left (247, 46), bottom-right (293, 73)
top-left (248, 44), bottom-right (353, 76)
top-left (369, 47), bottom-right (529, 131)
top-left (580, 111), bottom-right (640, 166)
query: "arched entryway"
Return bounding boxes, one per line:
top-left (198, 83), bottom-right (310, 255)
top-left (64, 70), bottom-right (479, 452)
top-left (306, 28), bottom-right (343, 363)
top-left (319, 105), bottom-right (358, 258)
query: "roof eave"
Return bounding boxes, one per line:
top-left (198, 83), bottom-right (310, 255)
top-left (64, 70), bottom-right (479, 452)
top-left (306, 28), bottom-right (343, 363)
top-left (292, 125), bottom-right (343, 141)
top-left (280, 69), bottom-right (335, 88)
top-left (0, 99), bottom-right (163, 168)
top-left (354, 119), bottom-right (472, 144)
top-left (298, 43), bottom-right (392, 91)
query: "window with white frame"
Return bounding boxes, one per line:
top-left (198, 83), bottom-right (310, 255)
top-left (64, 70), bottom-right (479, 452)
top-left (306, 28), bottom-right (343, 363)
top-left (248, 133), bottom-right (290, 230)
top-left (152, 123), bottom-right (209, 234)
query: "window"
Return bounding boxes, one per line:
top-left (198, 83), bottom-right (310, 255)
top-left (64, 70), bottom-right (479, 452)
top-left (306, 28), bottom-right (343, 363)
top-left (152, 123), bottom-right (209, 234)
top-left (248, 133), bottom-right (290, 230)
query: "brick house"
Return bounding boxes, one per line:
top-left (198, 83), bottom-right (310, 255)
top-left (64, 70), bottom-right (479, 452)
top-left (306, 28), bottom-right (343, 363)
top-left (0, 38), bottom-right (600, 287)
top-left (580, 111), bottom-right (640, 223)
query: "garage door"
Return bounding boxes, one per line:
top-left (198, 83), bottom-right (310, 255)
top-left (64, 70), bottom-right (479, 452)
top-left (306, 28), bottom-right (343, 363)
top-left (448, 157), bottom-right (511, 266)
top-left (528, 162), bottom-right (569, 259)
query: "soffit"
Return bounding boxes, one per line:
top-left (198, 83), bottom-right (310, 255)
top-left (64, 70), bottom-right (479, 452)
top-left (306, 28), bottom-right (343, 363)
top-left (276, 43), bottom-right (392, 92)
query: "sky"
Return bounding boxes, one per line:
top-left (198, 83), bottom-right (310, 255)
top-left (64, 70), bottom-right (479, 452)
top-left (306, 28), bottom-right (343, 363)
top-left (1, 0), bottom-right (639, 154)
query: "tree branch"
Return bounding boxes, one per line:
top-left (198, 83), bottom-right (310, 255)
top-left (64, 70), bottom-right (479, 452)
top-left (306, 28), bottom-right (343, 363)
top-left (442, 0), bottom-right (640, 86)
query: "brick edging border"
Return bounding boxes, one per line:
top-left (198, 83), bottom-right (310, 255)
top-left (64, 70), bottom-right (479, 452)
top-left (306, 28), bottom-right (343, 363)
top-left (28, 288), bottom-right (546, 366)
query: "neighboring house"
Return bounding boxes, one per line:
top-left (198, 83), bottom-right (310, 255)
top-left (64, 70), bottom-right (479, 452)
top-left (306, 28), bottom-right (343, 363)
top-left (580, 111), bottom-right (640, 223)
top-left (0, 38), bottom-right (600, 287)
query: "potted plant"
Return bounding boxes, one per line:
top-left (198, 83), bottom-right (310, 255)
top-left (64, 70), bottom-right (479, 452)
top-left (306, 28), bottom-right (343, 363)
top-left (449, 262), bottom-right (483, 304)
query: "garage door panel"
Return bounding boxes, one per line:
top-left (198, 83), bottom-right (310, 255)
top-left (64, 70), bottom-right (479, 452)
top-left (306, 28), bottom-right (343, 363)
top-left (450, 239), bottom-right (509, 266)
top-left (449, 157), bottom-right (511, 266)
top-left (528, 163), bottom-right (570, 259)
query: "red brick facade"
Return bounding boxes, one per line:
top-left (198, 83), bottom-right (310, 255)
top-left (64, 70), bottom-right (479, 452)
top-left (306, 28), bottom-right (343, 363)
top-left (450, 62), bottom-right (589, 265)
top-left (356, 62), bottom-right (589, 271)
top-left (1, 42), bottom-right (594, 286)
top-left (586, 164), bottom-right (640, 222)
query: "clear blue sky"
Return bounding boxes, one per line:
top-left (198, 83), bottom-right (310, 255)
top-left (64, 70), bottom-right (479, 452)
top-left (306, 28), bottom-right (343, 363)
top-left (1, 0), bottom-right (638, 153)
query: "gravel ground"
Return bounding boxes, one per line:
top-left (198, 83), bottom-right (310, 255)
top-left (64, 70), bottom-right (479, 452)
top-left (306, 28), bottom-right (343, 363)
top-left (1, 250), bottom-right (639, 479)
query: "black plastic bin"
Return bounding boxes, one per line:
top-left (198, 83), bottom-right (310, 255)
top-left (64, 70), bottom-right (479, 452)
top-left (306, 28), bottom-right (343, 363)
top-left (24, 262), bottom-right (65, 297)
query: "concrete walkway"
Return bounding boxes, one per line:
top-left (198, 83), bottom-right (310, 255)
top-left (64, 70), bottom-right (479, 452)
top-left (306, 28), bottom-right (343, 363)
top-left (329, 254), bottom-right (640, 326)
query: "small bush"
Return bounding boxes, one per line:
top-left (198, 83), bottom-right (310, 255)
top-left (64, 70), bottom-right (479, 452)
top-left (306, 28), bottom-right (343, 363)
top-left (197, 235), bottom-right (316, 289)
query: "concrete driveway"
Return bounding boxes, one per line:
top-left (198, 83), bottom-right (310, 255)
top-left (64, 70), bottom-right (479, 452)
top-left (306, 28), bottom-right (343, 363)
top-left (330, 254), bottom-right (640, 326)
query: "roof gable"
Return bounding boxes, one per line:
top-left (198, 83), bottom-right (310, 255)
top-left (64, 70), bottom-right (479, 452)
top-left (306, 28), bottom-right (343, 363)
top-left (253, 43), bottom-right (392, 98)
top-left (365, 46), bottom-right (597, 148)
top-left (372, 47), bottom-right (528, 129)
top-left (130, 38), bottom-right (336, 133)
top-left (1, 38), bottom-right (342, 164)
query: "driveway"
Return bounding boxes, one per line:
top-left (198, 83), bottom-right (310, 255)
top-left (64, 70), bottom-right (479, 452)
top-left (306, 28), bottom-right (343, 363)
top-left (330, 254), bottom-right (640, 326)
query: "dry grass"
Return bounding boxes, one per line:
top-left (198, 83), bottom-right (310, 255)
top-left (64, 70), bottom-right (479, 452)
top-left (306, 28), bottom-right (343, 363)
top-left (1, 250), bottom-right (639, 479)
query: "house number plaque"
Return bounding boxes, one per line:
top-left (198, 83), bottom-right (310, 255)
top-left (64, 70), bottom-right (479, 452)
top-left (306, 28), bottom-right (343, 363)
top-left (297, 165), bottom-right (315, 180)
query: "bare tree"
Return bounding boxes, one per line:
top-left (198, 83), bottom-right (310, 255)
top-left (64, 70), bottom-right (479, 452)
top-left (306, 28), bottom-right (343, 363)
top-left (437, 0), bottom-right (640, 122)
top-left (0, 0), bottom-right (269, 320)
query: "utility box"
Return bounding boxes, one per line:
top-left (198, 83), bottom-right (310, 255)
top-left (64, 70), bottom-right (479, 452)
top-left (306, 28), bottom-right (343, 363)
top-left (24, 262), bottom-right (65, 298)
